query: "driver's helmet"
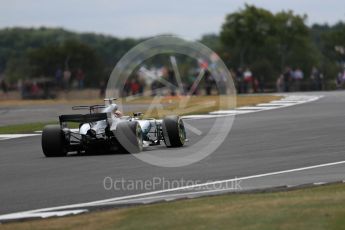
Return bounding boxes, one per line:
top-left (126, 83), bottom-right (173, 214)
top-left (113, 110), bottom-right (123, 117)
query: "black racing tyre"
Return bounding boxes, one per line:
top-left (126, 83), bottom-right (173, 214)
top-left (115, 121), bottom-right (143, 153)
top-left (41, 125), bottom-right (68, 157)
top-left (162, 115), bottom-right (186, 147)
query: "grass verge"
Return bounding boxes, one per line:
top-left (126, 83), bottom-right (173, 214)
top-left (123, 95), bottom-right (280, 118)
top-left (0, 122), bottom-right (79, 134)
top-left (2, 183), bottom-right (345, 230)
top-left (0, 95), bottom-right (281, 134)
top-left (0, 122), bottom-right (55, 134)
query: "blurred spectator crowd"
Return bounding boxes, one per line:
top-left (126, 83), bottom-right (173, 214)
top-left (0, 67), bottom-right (88, 99)
top-left (2, 64), bottom-right (345, 99)
top-left (120, 65), bottom-right (227, 97)
top-left (234, 66), bottom-right (345, 93)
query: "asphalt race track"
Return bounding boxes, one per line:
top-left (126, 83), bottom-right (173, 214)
top-left (1, 91), bottom-right (345, 217)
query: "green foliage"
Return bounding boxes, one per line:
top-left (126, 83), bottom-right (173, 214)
top-left (221, 5), bottom-right (275, 66)
top-left (26, 39), bottom-right (105, 86)
top-left (250, 59), bottom-right (275, 83)
top-left (0, 27), bottom-right (139, 86)
top-left (310, 23), bottom-right (345, 80)
top-left (220, 4), bottom-right (341, 84)
top-left (319, 23), bottom-right (345, 62)
top-left (199, 34), bottom-right (222, 52)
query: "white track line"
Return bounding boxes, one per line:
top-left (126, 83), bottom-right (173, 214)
top-left (182, 114), bottom-right (231, 119)
top-left (257, 103), bottom-right (297, 106)
top-left (209, 110), bottom-right (254, 115)
top-left (0, 134), bottom-right (40, 140)
top-left (209, 95), bottom-right (322, 116)
top-left (236, 106), bottom-right (265, 110)
top-left (102, 188), bottom-right (238, 206)
top-left (1, 158), bottom-right (344, 222)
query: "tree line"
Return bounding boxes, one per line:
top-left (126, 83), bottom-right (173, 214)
top-left (0, 27), bottom-right (140, 87)
top-left (201, 5), bottom-right (345, 89)
top-left (0, 4), bottom-right (344, 89)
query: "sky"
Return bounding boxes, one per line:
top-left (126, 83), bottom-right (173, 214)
top-left (1, 0), bottom-right (344, 40)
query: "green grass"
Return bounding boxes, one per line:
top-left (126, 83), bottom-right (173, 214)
top-left (2, 183), bottom-right (345, 230)
top-left (0, 122), bottom-right (79, 134)
top-left (0, 122), bottom-right (55, 134)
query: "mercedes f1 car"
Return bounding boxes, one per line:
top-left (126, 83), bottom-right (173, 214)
top-left (41, 98), bottom-right (186, 157)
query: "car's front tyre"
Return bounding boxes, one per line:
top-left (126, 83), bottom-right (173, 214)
top-left (162, 115), bottom-right (186, 147)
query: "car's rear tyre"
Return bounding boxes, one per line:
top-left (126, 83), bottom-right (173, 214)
top-left (115, 121), bottom-right (143, 153)
top-left (162, 115), bottom-right (186, 147)
top-left (41, 125), bottom-right (68, 157)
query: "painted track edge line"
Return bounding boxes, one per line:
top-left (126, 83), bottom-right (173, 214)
top-left (1, 158), bottom-right (344, 221)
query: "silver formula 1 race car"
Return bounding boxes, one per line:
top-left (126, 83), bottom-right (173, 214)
top-left (41, 98), bottom-right (186, 157)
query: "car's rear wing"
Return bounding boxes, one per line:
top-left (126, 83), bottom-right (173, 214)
top-left (59, 113), bottom-right (108, 124)
top-left (72, 105), bottom-right (106, 114)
